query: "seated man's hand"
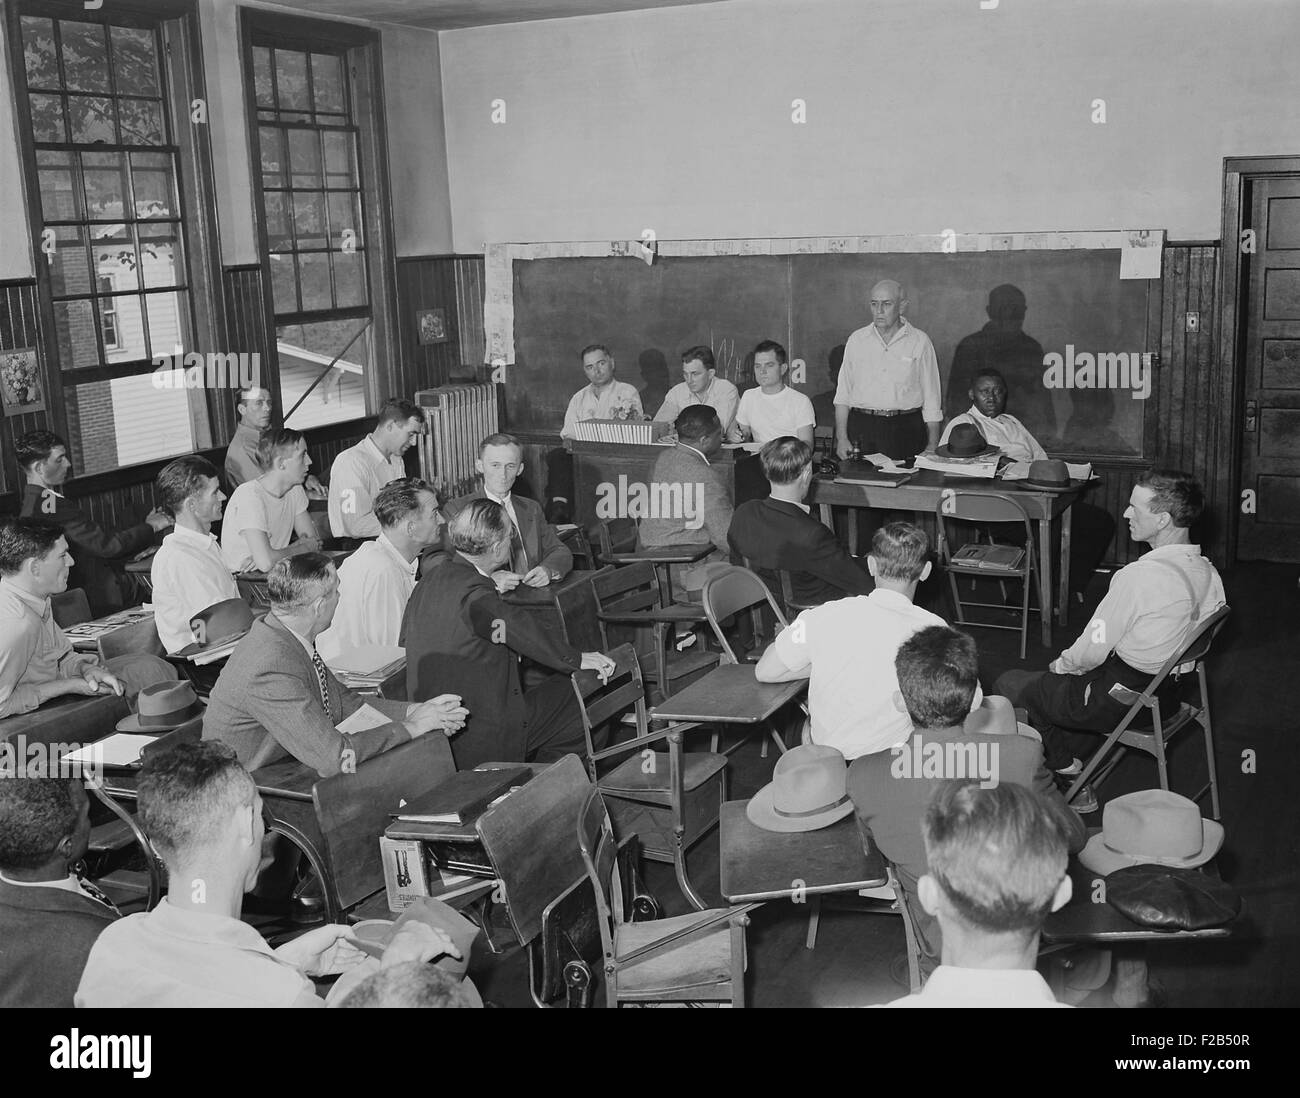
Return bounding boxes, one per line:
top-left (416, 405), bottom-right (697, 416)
top-left (277, 922), bottom-right (368, 977)
top-left (83, 666), bottom-right (125, 697)
top-left (492, 570), bottom-right (522, 593)
top-left (380, 921), bottom-right (462, 969)
top-left (835, 436), bottom-right (853, 460)
top-left (304, 475), bottom-right (327, 500)
top-left (408, 694), bottom-right (468, 736)
top-left (145, 508), bottom-right (173, 532)
top-left (580, 651), bottom-right (616, 683)
top-left (521, 565), bottom-right (552, 588)
top-left (295, 534), bottom-right (323, 553)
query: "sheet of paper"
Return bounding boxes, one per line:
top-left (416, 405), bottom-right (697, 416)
top-left (1121, 230), bottom-right (1164, 279)
top-left (1001, 462), bottom-right (1030, 480)
top-left (61, 734), bottom-right (158, 768)
top-left (336, 704), bottom-right (391, 735)
top-left (1066, 462), bottom-right (1094, 480)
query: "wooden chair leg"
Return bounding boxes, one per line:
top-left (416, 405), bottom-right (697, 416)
top-left (1199, 668), bottom-right (1222, 820)
top-left (805, 894), bottom-right (822, 949)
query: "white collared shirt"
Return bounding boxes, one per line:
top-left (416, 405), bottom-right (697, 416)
top-left (834, 319), bottom-right (943, 422)
top-left (772, 588), bottom-right (982, 759)
top-left (151, 524), bottom-right (241, 654)
top-left (316, 534), bottom-right (418, 662)
top-left (0, 579), bottom-right (98, 718)
top-left (940, 405), bottom-right (1047, 463)
top-left (654, 377), bottom-right (741, 437)
top-left (561, 381), bottom-right (644, 439)
top-left (328, 436), bottom-right (406, 539)
top-left (878, 965), bottom-right (1068, 1008)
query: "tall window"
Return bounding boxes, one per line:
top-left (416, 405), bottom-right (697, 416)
top-left (16, 10), bottom-right (202, 473)
top-left (250, 39), bottom-right (370, 430)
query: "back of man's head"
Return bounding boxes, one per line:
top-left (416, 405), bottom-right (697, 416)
top-left (138, 742), bottom-right (254, 867)
top-left (257, 427), bottom-right (304, 471)
top-left (895, 625), bottom-right (979, 730)
top-left (675, 405), bottom-right (720, 443)
top-left (923, 780), bottom-right (1068, 939)
top-left (869, 521), bottom-right (929, 582)
top-left (157, 456), bottom-right (220, 517)
top-left (760, 437), bottom-right (812, 486)
top-left (14, 429), bottom-right (63, 474)
top-left (374, 477), bottom-right (434, 531)
top-left (0, 517), bottom-right (64, 578)
top-left (340, 962), bottom-right (476, 1008)
top-left (448, 498), bottom-right (510, 556)
top-left (267, 553), bottom-right (335, 613)
top-left (1137, 468), bottom-right (1204, 529)
top-left (0, 777), bottom-right (80, 873)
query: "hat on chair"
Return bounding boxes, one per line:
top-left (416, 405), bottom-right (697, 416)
top-left (935, 423), bottom-right (999, 460)
top-left (116, 680), bottom-right (203, 732)
top-left (1025, 459), bottom-right (1073, 492)
top-left (747, 744), bottom-right (856, 833)
top-left (1079, 789), bottom-right (1224, 876)
top-left (174, 598), bottom-right (254, 656)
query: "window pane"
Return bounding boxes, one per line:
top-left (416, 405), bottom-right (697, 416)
top-left (274, 49), bottom-right (311, 112)
top-left (270, 255), bottom-right (298, 312)
top-left (102, 295), bottom-right (147, 363)
top-left (311, 53), bottom-right (344, 114)
top-left (38, 150), bottom-right (82, 220)
top-left (84, 152), bottom-right (128, 219)
top-left (139, 224), bottom-right (184, 288)
top-left (110, 27), bottom-right (160, 97)
top-left (30, 93), bottom-right (66, 142)
top-left (292, 191), bottom-right (327, 249)
top-left (279, 319), bottom-right (369, 430)
top-left (50, 226), bottom-right (92, 297)
top-left (53, 299), bottom-right (102, 368)
top-left (287, 129), bottom-right (321, 187)
top-left (298, 251), bottom-right (333, 312)
top-left (21, 17), bottom-right (60, 89)
top-left (333, 250), bottom-right (367, 309)
top-left (131, 152), bottom-right (176, 218)
top-left (60, 21), bottom-right (111, 94)
top-left (69, 96), bottom-right (117, 144)
top-left (265, 192), bottom-right (292, 251)
top-left (118, 98), bottom-right (164, 145)
top-left (259, 126), bottom-right (285, 187)
top-left (327, 192), bottom-right (360, 247)
top-left (322, 131), bottom-right (356, 187)
top-left (143, 291), bottom-right (187, 360)
top-left (253, 47), bottom-right (275, 107)
top-left (67, 375), bottom-right (196, 474)
top-left (93, 224), bottom-right (141, 292)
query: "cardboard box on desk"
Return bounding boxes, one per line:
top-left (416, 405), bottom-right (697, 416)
top-left (380, 836), bottom-right (432, 913)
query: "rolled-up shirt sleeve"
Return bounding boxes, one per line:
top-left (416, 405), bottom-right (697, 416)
top-left (0, 620), bottom-right (43, 717)
top-left (918, 335), bottom-right (943, 423)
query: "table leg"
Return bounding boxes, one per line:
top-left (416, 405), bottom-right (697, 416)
top-left (1038, 516), bottom-right (1053, 648)
top-left (848, 508), bottom-right (858, 557)
top-left (805, 894), bottom-right (822, 950)
top-left (1058, 505), bottom-right (1073, 628)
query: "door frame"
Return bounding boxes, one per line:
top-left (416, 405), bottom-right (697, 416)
top-left (1217, 155), bottom-right (1300, 567)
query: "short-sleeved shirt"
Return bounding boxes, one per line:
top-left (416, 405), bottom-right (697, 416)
top-left (151, 525), bottom-right (241, 654)
top-left (736, 386), bottom-right (816, 444)
top-left (834, 320), bottom-right (943, 423)
top-left (220, 479), bottom-right (308, 572)
top-left (561, 381), bottom-right (644, 439)
top-left (653, 377), bottom-right (741, 437)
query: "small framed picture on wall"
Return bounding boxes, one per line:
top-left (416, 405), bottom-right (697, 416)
top-left (416, 308), bottom-right (448, 345)
top-left (0, 348), bottom-right (46, 417)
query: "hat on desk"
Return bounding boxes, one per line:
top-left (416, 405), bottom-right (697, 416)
top-left (1024, 459), bottom-right (1073, 493)
top-left (935, 423), bottom-right (998, 460)
top-left (1079, 789), bottom-right (1224, 876)
top-left (117, 680), bottom-right (203, 732)
top-left (747, 744), bottom-right (855, 833)
top-left (174, 598), bottom-right (254, 656)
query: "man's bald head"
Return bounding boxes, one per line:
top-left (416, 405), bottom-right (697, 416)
top-left (869, 280), bottom-right (906, 332)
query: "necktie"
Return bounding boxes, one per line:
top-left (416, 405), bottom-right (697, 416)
top-left (75, 873), bottom-right (122, 916)
top-left (310, 648), bottom-right (333, 719)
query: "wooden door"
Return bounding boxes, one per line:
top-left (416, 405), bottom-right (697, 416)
top-left (1239, 177), bottom-right (1300, 561)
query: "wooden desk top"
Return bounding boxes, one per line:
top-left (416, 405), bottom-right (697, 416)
top-left (810, 471), bottom-right (1082, 519)
top-left (570, 440), bottom-right (740, 463)
top-left (719, 800), bottom-right (887, 902)
top-left (606, 543), bottom-right (715, 565)
top-left (100, 757), bottom-right (318, 802)
top-left (501, 570), bottom-right (593, 607)
top-left (650, 663), bottom-right (807, 724)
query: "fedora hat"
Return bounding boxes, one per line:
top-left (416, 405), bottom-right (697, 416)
top-left (747, 744), bottom-right (855, 833)
top-left (935, 422), bottom-right (998, 460)
top-left (174, 597), bottom-right (254, 656)
top-left (1025, 459), bottom-right (1073, 492)
top-left (1079, 789), bottom-right (1225, 876)
top-left (117, 680), bottom-right (204, 732)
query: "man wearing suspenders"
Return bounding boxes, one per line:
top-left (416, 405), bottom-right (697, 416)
top-left (996, 470), bottom-right (1225, 810)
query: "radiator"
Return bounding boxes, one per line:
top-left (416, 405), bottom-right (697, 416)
top-left (415, 384), bottom-right (499, 500)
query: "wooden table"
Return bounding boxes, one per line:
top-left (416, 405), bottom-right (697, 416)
top-left (595, 543), bottom-right (715, 606)
top-left (649, 663), bottom-right (808, 727)
top-left (65, 606), bottom-right (154, 653)
top-left (810, 470), bottom-right (1086, 647)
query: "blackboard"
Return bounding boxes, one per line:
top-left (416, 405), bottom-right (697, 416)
top-left (510, 249), bottom-right (1151, 457)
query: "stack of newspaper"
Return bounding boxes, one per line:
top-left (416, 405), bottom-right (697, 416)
top-left (915, 452), bottom-right (999, 478)
top-left (571, 419), bottom-right (671, 445)
top-left (327, 645), bottom-right (406, 690)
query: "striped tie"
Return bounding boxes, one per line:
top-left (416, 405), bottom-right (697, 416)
top-left (311, 648), bottom-right (333, 719)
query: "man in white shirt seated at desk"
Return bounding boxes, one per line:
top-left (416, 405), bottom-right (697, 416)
top-left (151, 456), bottom-right (241, 655)
top-left (877, 780), bottom-right (1073, 1008)
top-left (221, 429), bottom-right (322, 574)
top-left (317, 477), bottom-right (443, 662)
top-left (940, 367), bottom-right (1116, 600)
top-left (653, 346), bottom-right (741, 440)
top-left (328, 398), bottom-right (426, 541)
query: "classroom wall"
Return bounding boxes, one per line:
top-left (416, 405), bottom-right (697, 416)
top-left (438, 0), bottom-right (1300, 251)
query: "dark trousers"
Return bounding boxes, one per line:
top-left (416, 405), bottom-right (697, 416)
top-left (734, 453), bottom-right (768, 506)
top-left (845, 408), bottom-right (927, 461)
top-left (546, 447), bottom-right (574, 504)
top-left (995, 654), bottom-right (1176, 772)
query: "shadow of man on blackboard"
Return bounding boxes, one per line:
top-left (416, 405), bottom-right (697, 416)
top-left (637, 349), bottom-right (672, 417)
top-left (947, 285), bottom-right (1056, 443)
top-left (812, 343), bottom-right (846, 432)
top-left (1060, 387), bottom-right (1136, 457)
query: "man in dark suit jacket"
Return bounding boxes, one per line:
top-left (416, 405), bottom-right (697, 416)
top-left (16, 430), bottom-right (171, 615)
top-left (729, 437), bottom-right (872, 607)
top-left (848, 625), bottom-right (1085, 970)
top-left (443, 433), bottom-right (572, 595)
top-left (203, 554), bottom-right (467, 777)
top-left (0, 777), bottom-right (118, 1007)
top-left (402, 499), bottom-right (614, 769)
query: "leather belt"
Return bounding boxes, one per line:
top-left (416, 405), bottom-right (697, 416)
top-left (852, 406), bottom-right (922, 417)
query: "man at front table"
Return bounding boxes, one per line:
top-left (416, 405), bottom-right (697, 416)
top-left (834, 279), bottom-right (943, 461)
top-left (444, 433), bottom-right (572, 591)
top-left (653, 346), bottom-right (741, 440)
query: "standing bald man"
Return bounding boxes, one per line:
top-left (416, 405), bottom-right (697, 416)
top-left (834, 280), bottom-right (943, 461)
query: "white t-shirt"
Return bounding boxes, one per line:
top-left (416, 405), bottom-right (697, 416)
top-left (737, 386), bottom-right (816, 444)
top-left (221, 479), bottom-right (309, 572)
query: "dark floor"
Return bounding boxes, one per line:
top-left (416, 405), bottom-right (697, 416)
top-left (465, 559), bottom-right (1300, 1008)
